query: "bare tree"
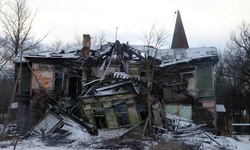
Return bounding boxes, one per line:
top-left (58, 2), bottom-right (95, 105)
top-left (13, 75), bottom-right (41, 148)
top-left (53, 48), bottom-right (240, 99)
top-left (142, 24), bottom-right (168, 130)
top-left (224, 21), bottom-right (250, 82)
top-left (216, 21), bottom-right (250, 123)
top-left (49, 32), bottom-right (106, 52)
top-left (50, 36), bottom-right (80, 52)
top-left (73, 33), bottom-right (82, 45)
top-left (0, 0), bottom-right (5, 11)
top-left (0, 0), bottom-right (48, 71)
top-left (91, 32), bottom-right (106, 46)
top-left (0, 0), bottom-right (48, 141)
top-left (50, 38), bottom-right (64, 52)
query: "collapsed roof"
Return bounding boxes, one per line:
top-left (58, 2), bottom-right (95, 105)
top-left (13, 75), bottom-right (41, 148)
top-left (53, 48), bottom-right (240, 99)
top-left (14, 42), bottom-right (219, 68)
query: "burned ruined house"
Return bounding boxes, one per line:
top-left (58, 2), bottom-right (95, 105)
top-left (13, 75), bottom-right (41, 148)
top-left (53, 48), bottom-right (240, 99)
top-left (128, 45), bottom-right (219, 129)
top-left (155, 10), bottom-right (219, 129)
top-left (79, 40), bottom-right (151, 129)
top-left (13, 45), bottom-right (84, 134)
top-left (13, 35), bottom-right (157, 135)
top-left (12, 11), bottom-right (219, 136)
top-left (156, 47), bottom-right (219, 128)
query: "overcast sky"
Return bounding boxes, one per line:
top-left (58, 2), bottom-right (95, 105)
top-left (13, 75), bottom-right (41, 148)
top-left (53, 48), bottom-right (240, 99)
top-left (26, 0), bottom-right (250, 50)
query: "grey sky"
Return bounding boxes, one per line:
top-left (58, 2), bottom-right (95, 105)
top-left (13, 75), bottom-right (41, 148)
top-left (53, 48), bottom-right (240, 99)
top-left (27, 0), bottom-right (250, 50)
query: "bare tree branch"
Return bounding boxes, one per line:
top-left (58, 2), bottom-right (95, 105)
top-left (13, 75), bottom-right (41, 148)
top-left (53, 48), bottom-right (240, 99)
top-left (91, 32), bottom-right (106, 46)
top-left (142, 24), bottom-right (169, 130)
top-left (0, 0), bottom-right (48, 70)
top-left (218, 21), bottom-right (250, 122)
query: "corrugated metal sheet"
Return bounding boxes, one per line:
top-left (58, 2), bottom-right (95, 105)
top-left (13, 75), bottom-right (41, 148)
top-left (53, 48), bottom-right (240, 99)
top-left (159, 47), bottom-right (218, 67)
top-left (216, 104), bottom-right (226, 112)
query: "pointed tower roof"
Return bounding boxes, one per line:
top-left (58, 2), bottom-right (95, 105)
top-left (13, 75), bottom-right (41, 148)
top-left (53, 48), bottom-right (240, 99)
top-left (171, 10), bottom-right (189, 49)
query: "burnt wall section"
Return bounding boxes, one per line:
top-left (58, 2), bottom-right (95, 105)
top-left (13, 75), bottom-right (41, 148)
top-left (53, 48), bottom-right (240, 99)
top-left (17, 96), bottom-right (30, 135)
top-left (17, 93), bottom-right (46, 135)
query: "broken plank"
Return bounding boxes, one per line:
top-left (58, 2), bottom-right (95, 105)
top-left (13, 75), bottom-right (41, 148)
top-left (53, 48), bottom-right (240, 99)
top-left (203, 132), bottom-right (222, 146)
top-left (172, 130), bottom-right (203, 138)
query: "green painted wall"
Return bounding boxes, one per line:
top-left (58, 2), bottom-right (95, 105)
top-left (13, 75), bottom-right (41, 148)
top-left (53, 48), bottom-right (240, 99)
top-left (197, 65), bottom-right (214, 97)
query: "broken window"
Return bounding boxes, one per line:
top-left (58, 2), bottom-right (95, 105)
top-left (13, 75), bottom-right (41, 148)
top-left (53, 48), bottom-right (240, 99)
top-left (54, 66), bottom-right (69, 96)
top-left (92, 102), bottom-right (106, 129)
top-left (136, 98), bottom-right (148, 121)
top-left (181, 72), bottom-right (194, 84)
top-left (69, 77), bottom-right (78, 97)
top-left (180, 68), bottom-right (196, 97)
top-left (114, 102), bottom-right (129, 126)
top-left (140, 71), bottom-right (146, 77)
top-left (93, 110), bottom-right (106, 129)
top-left (54, 72), bottom-right (63, 92)
top-left (54, 66), bottom-right (63, 93)
top-left (21, 66), bottom-right (31, 95)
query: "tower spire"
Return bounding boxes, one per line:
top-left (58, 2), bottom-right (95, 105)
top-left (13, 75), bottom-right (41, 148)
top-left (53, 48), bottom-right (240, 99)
top-left (171, 10), bottom-right (189, 49)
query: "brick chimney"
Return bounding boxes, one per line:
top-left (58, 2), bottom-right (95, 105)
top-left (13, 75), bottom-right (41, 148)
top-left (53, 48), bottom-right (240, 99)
top-left (82, 34), bottom-right (91, 56)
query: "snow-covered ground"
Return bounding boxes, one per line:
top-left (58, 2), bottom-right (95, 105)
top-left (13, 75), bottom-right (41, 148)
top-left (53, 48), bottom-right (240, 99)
top-left (1, 127), bottom-right (250, 149)
top-left (171, 133), bottom-right (250, 150)
top-left (1, 119), bottom-right (250, 150)
top-left (225, 135), bottom-right (250, 150)
top-left (0, 125), bottom-right (129, 150)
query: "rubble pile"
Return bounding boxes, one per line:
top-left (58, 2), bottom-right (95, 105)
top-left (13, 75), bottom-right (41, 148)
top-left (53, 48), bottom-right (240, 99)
top-left (152, 112), bottom-right (235, 150)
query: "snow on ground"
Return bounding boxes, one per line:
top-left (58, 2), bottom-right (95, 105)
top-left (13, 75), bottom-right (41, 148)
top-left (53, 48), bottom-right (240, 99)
top-left (226, 136), bottom-right (250, 150)
top-left (1, 120), bottom-right (250, 150)
top-left (161, 132), bottom-right (250, 150)
top-left (0, 128), bottom-right (128, 150)
top-left (194, 135), bottom-right (250, 150)
top-left (0, 120), bottom-right (130, 150)
top-left (1, 131), bottom-right (250, 149)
